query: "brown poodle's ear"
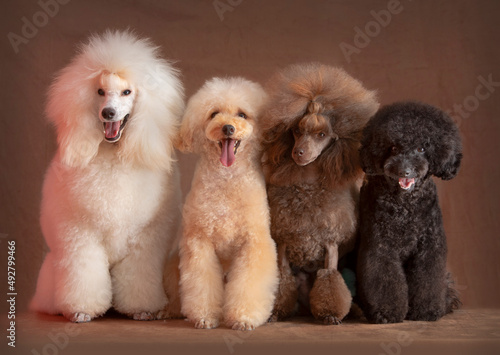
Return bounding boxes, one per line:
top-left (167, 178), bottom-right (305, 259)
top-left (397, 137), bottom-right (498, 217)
top-left (320, 138), bottom-right (364, 185)
top-left (430, 111), bottom-right (463, 180)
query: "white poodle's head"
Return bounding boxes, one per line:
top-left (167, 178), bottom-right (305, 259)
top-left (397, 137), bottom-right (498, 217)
top-left (178, 77), bottom-right (267, 167)
top-left (47, 30), bottom-right (184, 171)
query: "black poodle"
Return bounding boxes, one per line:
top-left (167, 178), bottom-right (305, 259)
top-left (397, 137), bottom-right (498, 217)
top-left (357, 101), bottom-right (462, 324)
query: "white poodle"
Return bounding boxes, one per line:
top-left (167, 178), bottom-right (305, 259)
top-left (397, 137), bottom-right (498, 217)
top-left (30, 30), bottom-right (185, 322)
top-left (176, 77), bottom-right (278, 330)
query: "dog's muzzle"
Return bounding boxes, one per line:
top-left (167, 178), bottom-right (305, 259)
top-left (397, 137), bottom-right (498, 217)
top-left (103, 114), bottom-right (129, 143)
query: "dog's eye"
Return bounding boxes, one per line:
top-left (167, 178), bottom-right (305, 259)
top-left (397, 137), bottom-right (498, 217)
top-left (293, 127), bottom-right (301, 135)
top-left (97, 89), bottom-right (105, 96)
top-left (391, 146), bottom-right (399, 154)
top-left (210, 111), bottom-right (219, 119)
top-left (417, 147), bottom-right (425, 153)
top-left (317, 132), bottom-right (326, 139)
top-left (238, 112), bottom-right (247, 119)
top-left (122, 89), bottom-right (132, 96)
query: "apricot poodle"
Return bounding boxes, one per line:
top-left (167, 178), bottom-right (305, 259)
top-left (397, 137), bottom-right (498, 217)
top-left (177, 77), bottom-right (278, 330)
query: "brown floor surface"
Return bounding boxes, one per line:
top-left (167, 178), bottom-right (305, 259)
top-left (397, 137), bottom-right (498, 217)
top-left (11, 309), bottom-right (500, 355)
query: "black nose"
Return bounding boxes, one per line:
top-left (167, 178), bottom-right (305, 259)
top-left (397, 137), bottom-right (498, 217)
top-left (101, 107), bottom-right (116, 120)
top-left (398, 168), bottom-right (412, 177)
top-left (294, 148), bottom-right (304, 157)
top-left (222, 125), bottom-right (235, 136)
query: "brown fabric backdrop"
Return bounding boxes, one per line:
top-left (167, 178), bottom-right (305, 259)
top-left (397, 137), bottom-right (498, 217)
top-left (1, 0), bottom-right (499, 313)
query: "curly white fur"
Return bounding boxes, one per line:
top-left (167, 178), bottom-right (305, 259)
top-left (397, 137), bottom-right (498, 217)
top-left (30, 30), bottom-right (185, 322)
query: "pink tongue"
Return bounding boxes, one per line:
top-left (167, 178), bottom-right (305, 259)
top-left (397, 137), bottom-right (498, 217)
top-left (105, 121), bottom-right (120, 139)
top-left (399, 178), bottom-right (415, 189)
top-left (220, 139), bottom-right (236, 167)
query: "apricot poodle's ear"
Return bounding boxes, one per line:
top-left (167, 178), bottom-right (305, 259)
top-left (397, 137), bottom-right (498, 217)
top-left (429, 110), bottom-right (463, 180)
top-left (176, 117), bottom-right (195, 153)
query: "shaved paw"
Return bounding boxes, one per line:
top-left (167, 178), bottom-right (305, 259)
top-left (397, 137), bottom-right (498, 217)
top-left (323, 315), bottom-right (342, 325)
top-left (371, 311), bottom-right (404, 324)
top-left (133, 312), bottom-right (155, 321)
top-left (194, 318), bottom-right (219, 329)
top-left (267, 313), bottom-right (279, 322)
top-left (231, 321), bottom-right (255, 331)
top-left (67, 312), bottom-right (92, 323)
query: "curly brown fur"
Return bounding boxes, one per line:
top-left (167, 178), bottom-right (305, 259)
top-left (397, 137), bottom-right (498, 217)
top-left (357, 101), bottom-right (462, 324)
top-left (262, 63), bottom-right (379, 324)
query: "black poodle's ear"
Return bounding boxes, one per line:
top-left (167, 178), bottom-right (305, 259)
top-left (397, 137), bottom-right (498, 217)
top-left (359, 120), bottom-right (383, 175)
top-left (430, 110), bottom-right (463, 180)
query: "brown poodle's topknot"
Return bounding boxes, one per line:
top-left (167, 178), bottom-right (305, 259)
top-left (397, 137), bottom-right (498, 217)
top-left (262, 63), bottom-right (379, 186)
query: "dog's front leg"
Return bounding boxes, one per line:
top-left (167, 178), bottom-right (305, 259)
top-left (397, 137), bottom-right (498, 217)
top-left (111, 227), bottom-right (169, 320)
top-left (223, 236), bottom-right (278, 330)
top-left (309, 243), bottom-right (351, 325)
top-left (269, 243), bottom-right (298, 322)
top-left (179, 235), bottom-right (224, 329)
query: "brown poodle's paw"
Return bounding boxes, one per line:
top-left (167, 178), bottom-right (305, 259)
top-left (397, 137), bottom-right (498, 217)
top-left (132, 311), bottom-right (155, 321)
top-left (323, 315), bottom-right (342, 325)
top-left (370, 311), bottom-right (404, 324)
top-left (267, 313), bottom-right (279, 322)
top-left (194, 318), bottom-right (219, 329)
top-left (309, 269), bottom-right (352, 324)
top-left (231, 321), bottom-right (255, 331)
top-left (66, 312), bottom-right (92, 323)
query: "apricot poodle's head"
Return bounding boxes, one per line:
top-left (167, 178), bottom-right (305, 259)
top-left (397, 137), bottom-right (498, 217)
top-left (360, 101), bottom-right (462, 191)
top-left (262, 63), bottom-right (379, 186)
top-left (177, 77), bottom-right (267, 167)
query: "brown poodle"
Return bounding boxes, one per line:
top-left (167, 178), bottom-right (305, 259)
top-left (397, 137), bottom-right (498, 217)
top-left (176, 77), bottom-right (278, 330)
top-left (261, 63), bottom-right (379, 324)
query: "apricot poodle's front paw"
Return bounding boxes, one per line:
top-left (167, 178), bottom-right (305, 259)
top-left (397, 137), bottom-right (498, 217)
top-left (132, 311), bottom-right (155, 321)
top-left (66, 312), bottom-right (92, 323)
top-left (231, 321), bottom-right (255, 331)
top-left (322, 315), bottom-right (342, 325)
top-left (194, 318), bottom-right (219, 329)
top-left (370, 311), bottom-right (404, 324)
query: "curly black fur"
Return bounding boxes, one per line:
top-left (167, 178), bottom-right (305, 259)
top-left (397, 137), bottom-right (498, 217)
top-left (357, 101), bottom-right (462, 324)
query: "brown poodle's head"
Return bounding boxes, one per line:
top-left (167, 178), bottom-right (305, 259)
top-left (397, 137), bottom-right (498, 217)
top-left (177, 77), bottom-right (267, 167)
top-left (262, 63), bottom-right (379, 185)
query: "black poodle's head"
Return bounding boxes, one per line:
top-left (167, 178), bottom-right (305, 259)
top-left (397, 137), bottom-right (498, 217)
top-left (360, 101), bottom-right (462, 191)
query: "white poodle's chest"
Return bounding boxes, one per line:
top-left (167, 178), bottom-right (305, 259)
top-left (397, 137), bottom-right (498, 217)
top-left (55, 157), bottom-right (164, 236)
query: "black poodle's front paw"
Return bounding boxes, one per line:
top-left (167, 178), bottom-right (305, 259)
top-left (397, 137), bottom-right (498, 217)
top-left (370, 311), bottom-right (404, 324)
top-left (406, 308), bottom-right (443, 322)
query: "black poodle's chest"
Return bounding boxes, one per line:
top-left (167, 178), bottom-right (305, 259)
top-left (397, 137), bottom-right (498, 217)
top-left (360, 183), bottom-right (444, 255)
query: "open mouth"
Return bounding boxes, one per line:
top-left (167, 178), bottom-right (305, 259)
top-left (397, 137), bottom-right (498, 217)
top-left (103, 114), bottom-right (129, 143)
top-left (398, 177), bottom-right (415, 190)
top-left (218, 139), bottom-right (241, 167)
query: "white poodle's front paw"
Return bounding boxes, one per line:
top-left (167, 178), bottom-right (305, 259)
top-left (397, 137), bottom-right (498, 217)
top-left (194, 318), bottom-right (219, 329)
top-left (66, 312), bottom-right (92, 323)
top-left (132, 312), bottom-right (155, 321)
top-left (231, 321), bottom-right (255, 331)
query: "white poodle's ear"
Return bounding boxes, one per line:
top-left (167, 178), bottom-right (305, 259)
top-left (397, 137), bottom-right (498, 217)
top-left (118, 63), bottom-right (185, 171)
top-left (46, 71), bottom-right (103, 168)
